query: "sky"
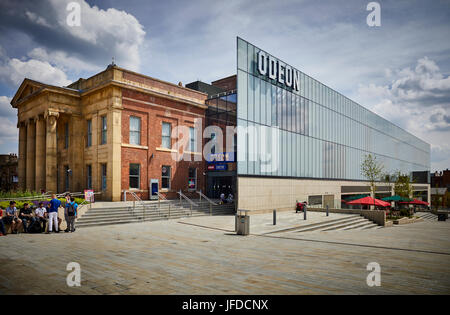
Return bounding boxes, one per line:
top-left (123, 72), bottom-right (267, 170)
top-left (0, 0), bottom-right (449, 171)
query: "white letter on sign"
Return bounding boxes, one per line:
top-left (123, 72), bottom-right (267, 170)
top-left (268, 56), bottom-right (277, 80)
top-left (257, 51), bottom-right (267, 75)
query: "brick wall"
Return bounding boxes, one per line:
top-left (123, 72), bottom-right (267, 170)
top-left (121, 88), bottom-right (206, 200)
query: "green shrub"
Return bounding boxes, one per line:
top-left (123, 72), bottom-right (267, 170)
top-left (0, 196), bottom-right (88, 210)
top-left (399, 208), bottom-right (410, 217)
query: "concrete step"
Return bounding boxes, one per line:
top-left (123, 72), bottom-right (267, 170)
top-left (416, 212), bottom-right (437, 221)
top-left (340, 221), bottom-right (377, 231)
top-left (77, 210), bottom-right (234, 228)
top-left (293, 216), bottom-right (362, 233)
top-left (76, 201), bottom-right (234, 228)
top-left (321, 218), bottom-right (369, 231)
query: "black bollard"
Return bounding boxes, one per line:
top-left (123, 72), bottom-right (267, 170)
top-left (326, 205), bottom-right (329, 217)
top-left (273, 209), bottom-right (276, 225)
top-left (304, 205), bottom-right (307, 220)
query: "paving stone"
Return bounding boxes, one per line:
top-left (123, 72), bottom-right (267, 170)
top-left (0, 215), bottom-right (449, 294)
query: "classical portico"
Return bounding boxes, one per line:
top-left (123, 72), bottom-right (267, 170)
top-left (10, 70), bottom-right (124, 200)
top-left (11, 79), bottom-right (82, 195)
top-left (16, 109), bottom-right (61, 194)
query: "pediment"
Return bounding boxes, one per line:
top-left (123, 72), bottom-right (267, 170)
top-left (10, 79), bottom-right (45, 108)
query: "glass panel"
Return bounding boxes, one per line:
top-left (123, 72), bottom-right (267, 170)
top-left (237, 38), bottom-right (247, 71)
top-left (237, 70), bottom-right (247, 120)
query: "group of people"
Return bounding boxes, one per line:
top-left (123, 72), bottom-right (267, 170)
top-left (219, 192), bottom-right (234, 204)
top-left (0, 193), bottom-right (78, 236)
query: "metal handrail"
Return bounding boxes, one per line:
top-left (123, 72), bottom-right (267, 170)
top-left (177, 190), bottom-right (198, 216)
top-left (196, 190), bottom-right (217, 205)
top-left (124, 191), bottom-right (147, 220)
top-left (177, 190), bottom-right (198, 207)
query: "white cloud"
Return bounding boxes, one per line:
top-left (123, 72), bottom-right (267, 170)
top-left (0, 96), bottom-right (15, 119)
top-left (0, 96), bottom-right (17, 150)
top-left (27, 47), bottom-right (100, 74)
top-left (356, 57), bottom-right (450, 171)
top-left (47, 0), bottom-right (146, 71)
top-left (25, 11), bottom-right (51, 27)
top-left (0, 50), bottom-right (72, 87)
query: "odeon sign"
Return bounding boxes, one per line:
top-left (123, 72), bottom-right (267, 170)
top-left (257, 50), bottom-right (300, 92)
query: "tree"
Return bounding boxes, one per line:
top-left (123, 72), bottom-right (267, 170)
top-left (393, 171), bottom-right (413, 199)
top-left (361, 154), bottom-right (384, 198)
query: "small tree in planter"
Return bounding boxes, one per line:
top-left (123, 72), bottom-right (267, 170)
top-left (361, 154), bottom-right (384, 208)
top-left (394, 171), bottom-right (415, 216)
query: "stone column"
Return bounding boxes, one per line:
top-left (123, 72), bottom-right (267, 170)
top-left (26, 118), bottom-right (36, 191)
top-left (18, 122), bottom-right (27, 191)
top-left (45, 111), bottom-right (59, 193)
top-left (35, 115), bottom-right (46, 192)
top-left (69, 115), bottom-right (84, 192)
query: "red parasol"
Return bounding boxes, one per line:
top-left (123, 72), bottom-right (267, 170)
top-left (346, 196), bottom-right (390, 207)
top-left (399, 199), bottom-right (429, 206)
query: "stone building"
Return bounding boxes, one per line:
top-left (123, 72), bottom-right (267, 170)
top-left (11, 64), bottom-right (208, 201)
top-left (0, 154), bottom-right (18, 191)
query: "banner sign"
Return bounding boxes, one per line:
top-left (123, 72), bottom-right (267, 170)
top-left (206, 152), bottom-right (235, 163)
top-left (84, 189), bottom-right (94, 202)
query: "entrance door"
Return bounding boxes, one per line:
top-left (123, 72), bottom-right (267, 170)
top-left (210, 176), bottom-right (233, 199)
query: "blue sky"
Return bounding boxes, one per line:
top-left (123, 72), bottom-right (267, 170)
top-left (0, 0), bottom-right (449, 171)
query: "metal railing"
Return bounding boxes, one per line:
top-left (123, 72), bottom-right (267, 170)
top-left (125, 191), bottom-right (148, 220)
top-left (177, 190), bottom-right (198, 216)
top-left (196, 190), bottom-right (218, 206)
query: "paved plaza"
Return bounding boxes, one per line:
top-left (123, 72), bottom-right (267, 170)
top-left (1, 211), bottom-right (449, 295)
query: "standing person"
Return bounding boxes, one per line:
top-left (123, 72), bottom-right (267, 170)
top-left (4, 201), bottom-right (22, 234)
top-left (35, 202), bottom-right (48, 233)
top-left (47, 194), bottom-right (60, 234)
top-left (64, 193), bottom-right (71, 232)
top-left (19, 203), bottom-right (35, 233)
top-left (227, 193), bottom-right (233, 204)
top-left (65, 197), bottom-right (78, 233)
top-left (0, 207), bottom-right (6, 236)
top-left (220, 192), bottom-right (225, 204)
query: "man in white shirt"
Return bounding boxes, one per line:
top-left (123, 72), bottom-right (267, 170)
top-left (35, 202), bottom-right (47, 233)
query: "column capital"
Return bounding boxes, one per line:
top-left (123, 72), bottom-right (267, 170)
top-left (45, 109), bottom-right (60, 119)
top-left (45, 110), bottom-right (59, 126)
top-left (35, 113), bottom-right (45, 121)
top-left (17, 121), bottom-right (27, 128)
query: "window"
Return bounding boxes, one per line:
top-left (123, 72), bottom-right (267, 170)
top-left (161, 165), bottom-right (171, 190)
top-left (129, 116), bottom-right (141, 145)
top-left (87, 120), bottom-right (92, 147)
top-left (129, 163), bottom-right (140, 189)
top-left (161, 122), bottom-right (171, 149)
top-left (64, 165), bottom-right (70, 190)
top-left (188, 168), bottom-right (196, 190)
top-left (101, 164), bottom-right (107, 191)
top-left (86, 165), bottom-right (92, 189)
top-left (189, 127), bottom-right (196, 152)
top-left (101, 116), bottom-right (107, 145)
top-left (64, 123), bottom-right (69, 149)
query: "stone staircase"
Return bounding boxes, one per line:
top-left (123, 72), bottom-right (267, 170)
top-left (290, 214), bottom-right (381, 233)
top-left (416, 212), bottom-right (438, 222)
top-left (76, 200), bottom-right (235, 228)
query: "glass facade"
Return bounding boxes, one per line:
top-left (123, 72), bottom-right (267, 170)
top-left (237, 37), bottom-right (430, 180)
